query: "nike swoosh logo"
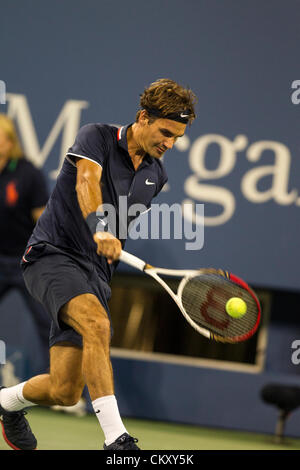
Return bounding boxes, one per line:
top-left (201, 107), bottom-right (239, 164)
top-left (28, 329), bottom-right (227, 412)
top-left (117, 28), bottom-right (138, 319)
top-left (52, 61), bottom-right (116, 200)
top-left (95, 409), bottom-right (101, 413)
top-left (145, 179), bottom-right (155, 185)
top-left (180, 113), bottom-right (189, 118)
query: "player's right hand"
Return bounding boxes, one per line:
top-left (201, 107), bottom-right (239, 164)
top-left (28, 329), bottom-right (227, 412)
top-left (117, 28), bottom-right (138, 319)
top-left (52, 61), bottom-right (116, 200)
top-left (93, 232), bottom-right (122, 264)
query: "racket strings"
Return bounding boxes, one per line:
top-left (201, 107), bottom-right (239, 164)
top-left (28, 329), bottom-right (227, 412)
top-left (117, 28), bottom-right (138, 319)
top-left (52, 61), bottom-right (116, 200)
top-left (180, 274), bottom-right (259, 338)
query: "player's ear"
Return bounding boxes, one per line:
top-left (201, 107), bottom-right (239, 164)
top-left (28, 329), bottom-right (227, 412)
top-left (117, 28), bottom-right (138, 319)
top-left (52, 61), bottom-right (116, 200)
top-left (139, 109), bottom-right (149, 126)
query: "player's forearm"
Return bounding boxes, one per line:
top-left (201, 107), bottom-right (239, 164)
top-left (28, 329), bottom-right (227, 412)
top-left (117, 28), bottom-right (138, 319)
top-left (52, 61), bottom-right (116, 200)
top-left (76, 173), bottom-right (103, 219)
top-left (76, 171), bottom-right (121, 262)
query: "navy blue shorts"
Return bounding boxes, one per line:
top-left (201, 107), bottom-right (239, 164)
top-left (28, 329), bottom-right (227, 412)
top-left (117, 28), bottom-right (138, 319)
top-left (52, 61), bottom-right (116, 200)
top-left (21, 243), bottom-right (112, 348)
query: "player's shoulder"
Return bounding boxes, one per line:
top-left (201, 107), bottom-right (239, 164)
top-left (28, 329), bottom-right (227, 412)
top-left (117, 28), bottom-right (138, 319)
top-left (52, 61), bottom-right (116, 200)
top-left (78, 123), bottom-right (117, 140)
top-left (76, 123), bottom-right (117, 153)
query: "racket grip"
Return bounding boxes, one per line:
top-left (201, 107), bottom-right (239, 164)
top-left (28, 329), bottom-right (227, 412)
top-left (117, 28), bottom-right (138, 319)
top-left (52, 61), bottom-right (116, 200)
top-left (119, 250), bottom-right (146, 271)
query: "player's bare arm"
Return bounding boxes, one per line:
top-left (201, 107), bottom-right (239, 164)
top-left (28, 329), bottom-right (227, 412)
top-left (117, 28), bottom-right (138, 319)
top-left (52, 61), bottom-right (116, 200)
top-left (75, 158), bottom-right (121, 263)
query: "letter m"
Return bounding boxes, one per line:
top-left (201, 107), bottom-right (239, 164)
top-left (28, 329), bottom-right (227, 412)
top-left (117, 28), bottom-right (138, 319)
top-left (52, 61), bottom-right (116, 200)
top-left (6, 93), bottom-right (89, 179)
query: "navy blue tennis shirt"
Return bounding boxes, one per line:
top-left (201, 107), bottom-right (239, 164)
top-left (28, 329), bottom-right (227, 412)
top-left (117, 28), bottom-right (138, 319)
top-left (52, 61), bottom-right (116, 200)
top-left (25, 123), bottom-right (168, 282)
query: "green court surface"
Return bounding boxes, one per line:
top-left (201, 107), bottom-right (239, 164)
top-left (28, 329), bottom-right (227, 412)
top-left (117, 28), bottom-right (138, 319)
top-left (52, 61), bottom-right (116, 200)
top-left (0, 407), bottom-right (300, 450)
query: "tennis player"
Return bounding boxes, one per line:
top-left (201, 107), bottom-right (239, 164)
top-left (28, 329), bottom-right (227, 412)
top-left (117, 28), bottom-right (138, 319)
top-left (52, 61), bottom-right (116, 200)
top-left (0, 79), bottom-right (196, 450)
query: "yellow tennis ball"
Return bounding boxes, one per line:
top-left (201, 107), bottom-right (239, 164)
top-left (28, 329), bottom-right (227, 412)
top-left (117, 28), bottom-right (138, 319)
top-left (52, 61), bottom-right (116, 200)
top-left (226, 297), bottom-right (247, 318)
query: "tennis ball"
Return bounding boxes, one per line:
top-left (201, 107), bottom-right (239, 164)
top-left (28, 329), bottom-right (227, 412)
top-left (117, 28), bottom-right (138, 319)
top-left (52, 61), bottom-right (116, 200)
top-left (225, 297), bottom-right (247, 318)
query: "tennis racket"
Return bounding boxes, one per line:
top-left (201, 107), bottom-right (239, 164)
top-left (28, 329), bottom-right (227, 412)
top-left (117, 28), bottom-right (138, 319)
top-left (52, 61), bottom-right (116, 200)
top-left (119, 250), bottom-right (261, 343)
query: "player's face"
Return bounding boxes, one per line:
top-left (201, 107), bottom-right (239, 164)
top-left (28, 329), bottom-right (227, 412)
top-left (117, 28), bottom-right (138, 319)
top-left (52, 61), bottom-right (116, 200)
top-left (142, 118), bottom-right (186, 159)
top-left (0, 128), bottom-right (13, 159)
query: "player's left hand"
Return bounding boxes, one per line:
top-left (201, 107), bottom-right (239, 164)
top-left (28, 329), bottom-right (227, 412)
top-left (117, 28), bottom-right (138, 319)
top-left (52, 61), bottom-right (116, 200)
top-left (93, 232), bottom-right (122, 264)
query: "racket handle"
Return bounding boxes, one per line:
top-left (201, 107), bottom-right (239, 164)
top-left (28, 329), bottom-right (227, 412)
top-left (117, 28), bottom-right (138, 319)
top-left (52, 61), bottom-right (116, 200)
top-left (119, 250), bottom-right (146, 271)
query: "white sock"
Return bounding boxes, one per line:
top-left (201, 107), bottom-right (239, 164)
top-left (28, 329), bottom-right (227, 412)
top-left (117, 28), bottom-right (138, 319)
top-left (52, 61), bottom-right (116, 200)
top-left (0, 382), bottom-right (37, 412)
top-left (92, 395), bottom-right (127, 445)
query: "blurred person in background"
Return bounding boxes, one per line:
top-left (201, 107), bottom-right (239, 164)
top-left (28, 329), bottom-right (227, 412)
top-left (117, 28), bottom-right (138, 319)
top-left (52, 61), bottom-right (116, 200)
top-left (0, 114), bottom-right (50, 372)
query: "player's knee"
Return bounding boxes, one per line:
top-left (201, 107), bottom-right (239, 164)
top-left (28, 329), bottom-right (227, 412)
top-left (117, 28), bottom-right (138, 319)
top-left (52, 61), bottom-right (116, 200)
top-left (51, 383), bottom-right (82, 406)
top-left (83, 311), bottom-right (111, 343)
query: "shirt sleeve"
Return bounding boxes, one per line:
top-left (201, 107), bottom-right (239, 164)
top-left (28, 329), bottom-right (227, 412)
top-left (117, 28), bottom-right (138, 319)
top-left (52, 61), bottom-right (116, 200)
top-left (28, 165), bottom-right (49, 209)
top-left (66, 124), bottom-right (107, 168)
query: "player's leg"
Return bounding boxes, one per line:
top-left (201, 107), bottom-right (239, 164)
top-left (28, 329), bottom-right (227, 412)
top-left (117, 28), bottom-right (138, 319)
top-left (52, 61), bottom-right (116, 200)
top-left (59, 293), bottom-right (114, 399)
top-left (15, 293), bottom-right (113, 403)
top-left (0, 291), bottom-right (138, 449)
top-left (0, 341), bottom-right (84, 450)
top-left (61, 293), bottom-right (139, 448)
top-left (59, 293), bottom-right (133, 447)
top-left (26, 292), bottom-right (137, 448)
top-left (22, 341), bottom-right (84, 406)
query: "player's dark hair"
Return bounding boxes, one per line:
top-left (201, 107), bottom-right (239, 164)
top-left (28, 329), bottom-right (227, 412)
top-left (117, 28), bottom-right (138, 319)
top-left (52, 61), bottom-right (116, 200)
top-left (136, 79), bottom-right (197, 125)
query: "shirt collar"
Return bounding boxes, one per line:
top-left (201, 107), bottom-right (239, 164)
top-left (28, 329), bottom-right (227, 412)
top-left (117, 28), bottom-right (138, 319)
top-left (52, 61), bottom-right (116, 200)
top-left (117, 124), bottom-right (153, 166)
top-left (117, 124), bottom-right (131, 152)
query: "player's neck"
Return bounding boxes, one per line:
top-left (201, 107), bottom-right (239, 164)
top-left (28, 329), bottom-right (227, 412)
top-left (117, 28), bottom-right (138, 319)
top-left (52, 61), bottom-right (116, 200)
top-left (127, 124), bottom-right (145, 170)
